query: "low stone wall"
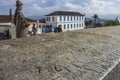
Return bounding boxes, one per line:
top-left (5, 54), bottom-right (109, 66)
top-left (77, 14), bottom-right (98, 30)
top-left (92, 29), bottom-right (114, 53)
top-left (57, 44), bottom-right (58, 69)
top-left (0, 26), bottom-right (120, 80)
top-left (102, 62), bottom-right (120, 80)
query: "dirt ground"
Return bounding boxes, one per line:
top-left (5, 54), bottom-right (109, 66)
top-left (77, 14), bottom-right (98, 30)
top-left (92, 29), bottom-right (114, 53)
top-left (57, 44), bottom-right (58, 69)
top-left (0, 26), bottom-right (120, 80)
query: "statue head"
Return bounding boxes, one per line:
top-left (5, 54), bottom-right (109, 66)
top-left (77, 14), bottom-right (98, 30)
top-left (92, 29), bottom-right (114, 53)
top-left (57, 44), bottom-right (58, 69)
top-left (16, 0), bottom-right (23, 10)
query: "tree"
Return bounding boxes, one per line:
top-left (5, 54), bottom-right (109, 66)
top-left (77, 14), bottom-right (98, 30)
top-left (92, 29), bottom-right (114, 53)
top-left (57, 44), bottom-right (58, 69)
top-left (85, 20), bottom-right (93, 28)
top-left (92, 14), bottom-right (99, 28)
top-left (105, 20), bottom-right (119, 26)
top-left (88, 20), bottom-right (93, 28)
top-left (85, 20), bottom-right (89, 27)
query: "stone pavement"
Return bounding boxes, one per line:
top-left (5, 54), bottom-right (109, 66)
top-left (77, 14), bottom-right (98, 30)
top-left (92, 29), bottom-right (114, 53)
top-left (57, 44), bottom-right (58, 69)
top-left (0, 26), bottom-right (120, 80)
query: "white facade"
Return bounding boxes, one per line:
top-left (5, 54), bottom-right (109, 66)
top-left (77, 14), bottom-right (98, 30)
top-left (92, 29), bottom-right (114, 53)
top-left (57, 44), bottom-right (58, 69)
top-left (0, 23), bottom-right (16, 39)
top-left (45, 14), bottom-right (85, 32)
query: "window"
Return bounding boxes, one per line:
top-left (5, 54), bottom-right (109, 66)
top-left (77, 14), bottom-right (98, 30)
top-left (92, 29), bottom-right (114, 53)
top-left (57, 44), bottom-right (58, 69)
top-left (77, 16), bottom-right (79, 21)
top-left (64, 24), bottom-right (66, 29)
top-left (71, 16), bottom-right (72, 21)
top-left (60, 16), bottom-right (62, 21)
top-left (64, 16), bottom-right (66, 21)
top-left (77, 24), bottom-right (78, 28)
top-left (48, 17), bottom-right (50, 21)
top-left (52, 17), bottom-right (54, 21)
top-left (67, 24), bottom-right (69, 29)
top-left (74, 24), bottom-right (75, 28)
top-left (67, 16), bottom-right (69, 21)
top-left (71, 24), bottom-right (73, 29)
top-left (74, 16), bottom-right (75, 21)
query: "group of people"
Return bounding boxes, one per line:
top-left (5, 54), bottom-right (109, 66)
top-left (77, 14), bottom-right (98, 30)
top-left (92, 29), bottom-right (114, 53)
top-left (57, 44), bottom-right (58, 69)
top-left (28, 24), bottom-right (41, 36)
top-left (28, 24), bottom-right (62, 36)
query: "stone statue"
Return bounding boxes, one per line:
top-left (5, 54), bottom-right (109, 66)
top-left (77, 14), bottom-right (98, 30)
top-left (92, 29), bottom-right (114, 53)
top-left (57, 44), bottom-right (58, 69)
top-left (9, 9), bottom-right (14, 24)
top-left (14, 0), bottom-right (29, 38)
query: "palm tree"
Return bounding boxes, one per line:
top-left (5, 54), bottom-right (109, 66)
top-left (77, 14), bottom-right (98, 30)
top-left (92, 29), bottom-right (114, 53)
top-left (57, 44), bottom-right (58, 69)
top-left (92, 14), bottom-right (99, 28)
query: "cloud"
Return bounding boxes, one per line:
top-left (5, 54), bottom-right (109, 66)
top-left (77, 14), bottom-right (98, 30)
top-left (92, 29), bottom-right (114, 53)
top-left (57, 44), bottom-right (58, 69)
top-left (0, 0), bottom-right (15, 6)
top-left (0, 0), bottom-right (34, 6)
top-left (115, 0), bottom-right (120, 2)
top-left (64, 2), bottom-right (81, 9)
top-left (68, 0), bottom-right (118, 17)
top-left (21, 0), bottom-right (34, 3)
top-left (32, 4), bottom-right (42, 10)
top-left (0, 0), bottom-right (120, 19)
top-left (22, 0), bottom-right (120, 18)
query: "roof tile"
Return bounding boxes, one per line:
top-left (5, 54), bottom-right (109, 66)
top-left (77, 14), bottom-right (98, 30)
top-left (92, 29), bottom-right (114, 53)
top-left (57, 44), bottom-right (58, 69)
top-left (45, 11), bottom-right (84, 16)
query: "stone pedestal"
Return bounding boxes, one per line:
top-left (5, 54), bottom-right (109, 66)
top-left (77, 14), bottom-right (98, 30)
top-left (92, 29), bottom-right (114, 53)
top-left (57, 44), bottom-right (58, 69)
top-left (10, 24), bottom-right (16, 39)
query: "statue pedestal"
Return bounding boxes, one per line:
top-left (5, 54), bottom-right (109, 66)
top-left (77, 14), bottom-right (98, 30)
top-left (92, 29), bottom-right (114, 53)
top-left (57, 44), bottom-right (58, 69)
top-left (10, 24), bottom-right (16, 39)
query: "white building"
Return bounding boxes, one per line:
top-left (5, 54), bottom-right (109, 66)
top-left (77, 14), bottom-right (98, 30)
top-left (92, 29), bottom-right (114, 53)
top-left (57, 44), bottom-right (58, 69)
top-left (0, 15), bottom-right (16, 39)
top-left (45, 11), bottom-right (85, 32)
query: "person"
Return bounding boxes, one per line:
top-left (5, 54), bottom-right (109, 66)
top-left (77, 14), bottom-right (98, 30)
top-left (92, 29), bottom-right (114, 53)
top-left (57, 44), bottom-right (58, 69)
top-left (32, 24), bottom-right (37, 35)
top-left (58, 25), bottom-right (62, 32)
top-left (6, 29), bottom-right (9, 37)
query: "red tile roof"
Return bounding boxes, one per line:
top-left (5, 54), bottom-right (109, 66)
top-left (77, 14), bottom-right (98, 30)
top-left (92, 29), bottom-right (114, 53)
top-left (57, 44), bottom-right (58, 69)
top-left (0, 15), bottom-right (11, 23)
top-left (45, 11), bottom-right (84, 16)
top-left (0, 15), bottom-right (36, 23)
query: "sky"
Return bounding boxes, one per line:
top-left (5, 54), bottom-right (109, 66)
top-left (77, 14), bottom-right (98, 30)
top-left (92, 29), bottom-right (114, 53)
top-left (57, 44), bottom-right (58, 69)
top-left (0, 0), bottom-right (120, 19)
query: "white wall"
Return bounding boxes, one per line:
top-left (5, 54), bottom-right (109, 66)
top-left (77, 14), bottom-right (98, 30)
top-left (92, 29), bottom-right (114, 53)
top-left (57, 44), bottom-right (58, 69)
top-left (0, 23), bottom-right (11, 33)
top-left (45, 16), bottom-right (57, 27)
top-left (0, 26), bottom-right (9, 33)
top-left (45, 15), bottom-right (85, 32)
top-left (0, 23), bottom-right (16, 39)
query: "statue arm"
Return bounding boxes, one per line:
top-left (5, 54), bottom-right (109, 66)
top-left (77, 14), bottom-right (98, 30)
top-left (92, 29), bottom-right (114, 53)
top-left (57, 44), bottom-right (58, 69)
top-left (19, 12), bottom-right (29, 26)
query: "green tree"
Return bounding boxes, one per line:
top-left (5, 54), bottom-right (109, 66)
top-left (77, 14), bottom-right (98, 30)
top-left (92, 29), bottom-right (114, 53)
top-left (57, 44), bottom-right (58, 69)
top-left (92, 14), bottom-right (99, 28)
top-left (85, 20), bottom-right (93, 28)
top-left (105, 20), bottom-right (119, 26)
top-left (88, 20), bottom-right (93, 28)
top-left (85, 20), bottom-right (89, 27)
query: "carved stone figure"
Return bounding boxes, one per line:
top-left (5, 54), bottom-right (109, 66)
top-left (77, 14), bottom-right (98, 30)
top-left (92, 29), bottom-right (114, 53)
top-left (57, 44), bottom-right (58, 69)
top-left (14, 0), bottom-right (29, 38)
top-left (9, 9), bottom-right (14, 24)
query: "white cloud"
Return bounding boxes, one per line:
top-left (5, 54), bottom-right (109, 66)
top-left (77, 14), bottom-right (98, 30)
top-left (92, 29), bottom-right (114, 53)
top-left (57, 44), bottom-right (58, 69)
top-left (21, 0), bottom-right (35, 3)
top-left (64, 2), bottom-right (81, 9)
top-left (79, 0), bottom-right (118, 16)
top-left (27, 0), bottom-right (120, 18)
top-left (0, 0), bottom-right (34, 6)
top-left (32, 4), bottom-right (42, 10)
top-left (0, 0), bottom-right (15, 6)
top-left (41, 0), bottom-right (46, 3)
top-left (115, 0), bottom-right (120, 1)
top-left (0, 0), bottom-right (120, 19)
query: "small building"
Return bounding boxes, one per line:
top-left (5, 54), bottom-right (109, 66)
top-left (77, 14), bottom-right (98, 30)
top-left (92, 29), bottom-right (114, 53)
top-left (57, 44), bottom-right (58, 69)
top-left (0, 15), bottom-right (45, 39)
top-left (38, 18), bottom-right (45, 34)
top-left (0, 15), bottom-right (11, 33)
top-left (45, 11), bottom-right (85, 32)
top-left (27, 18), bottom-right (45, 35)
top-left (0, 15), bottom-right (16, 40)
